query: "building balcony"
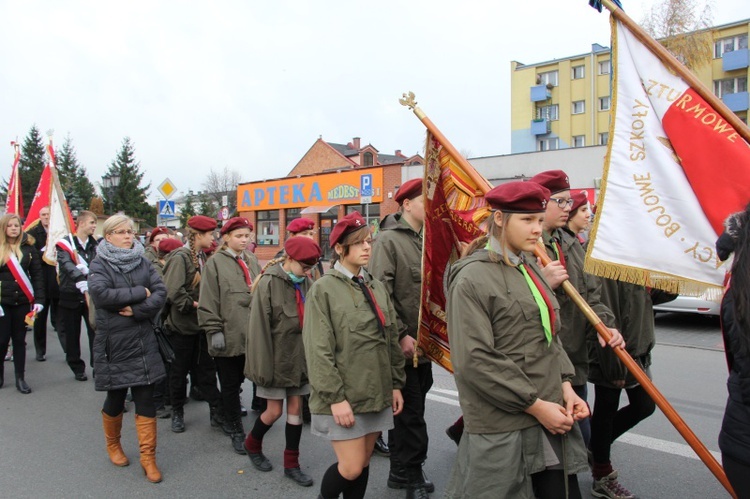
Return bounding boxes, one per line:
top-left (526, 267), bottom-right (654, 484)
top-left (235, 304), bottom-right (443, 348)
top-left (530, 118), bottom-right (551, 135)
top-left (723, 92), bottom-right (749, 112)
top-left (723, 48), bottom-right (749, 72)
top-left (530, 84), bottom-right (552, 102)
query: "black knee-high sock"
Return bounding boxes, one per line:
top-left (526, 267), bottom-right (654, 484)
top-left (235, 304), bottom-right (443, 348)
top-left (320, 462), bottom-right (356, 499)
top-left (343, 465), bottom-right (369, 499)
top-left (285, 422), bottom-right (303, 451)
top-left (250, 416), bottom-right (273, 442)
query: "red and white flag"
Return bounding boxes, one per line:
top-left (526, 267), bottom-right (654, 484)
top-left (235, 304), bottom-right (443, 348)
top-left (22, 164), bottom-right (52, 231)
top-left (585, 19), bottom-right (750, 295)
top-left (40, 139), bottom-right (77, 266)
top-left (7, 141), bottom-right (23, 217)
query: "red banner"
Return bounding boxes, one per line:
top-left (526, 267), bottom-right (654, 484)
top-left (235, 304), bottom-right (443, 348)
top-left (418, 132), bottom-right (490, 373)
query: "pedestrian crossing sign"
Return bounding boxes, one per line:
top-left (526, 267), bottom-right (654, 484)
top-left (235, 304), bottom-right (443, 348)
top-left (159, 200), bottom-right (176, 217)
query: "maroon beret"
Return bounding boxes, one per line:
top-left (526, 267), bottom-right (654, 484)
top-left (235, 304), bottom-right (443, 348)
top-left (329, 211), bottom-right (367, 248)
top-left (286, 217), bottom-right (315, 233)
top-left (149, 226), bottom-right (170, 243)
top-left (187, 215), bottom-right (217, 232)
top-left (394, 178), bottom-right (423, 205)
top-left (485, 181), bottom-right (551, 213)
top-left (571, 191), bottom-right (589, 212)
top-left (530, 170), bottom-right (570, 194)
top-left (285, 236), bottom-right (322, 266)
top-left (158, 238), bottom-right (183, 255)
top-left (220, 216), bottom-right (253, 235)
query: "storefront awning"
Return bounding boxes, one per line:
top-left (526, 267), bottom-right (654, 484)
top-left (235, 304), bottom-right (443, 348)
top-left (301, 204), bottom-right (337, 214)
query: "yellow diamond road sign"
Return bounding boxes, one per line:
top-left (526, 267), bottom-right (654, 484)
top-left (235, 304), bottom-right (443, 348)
top-left (158, 178), bottom-right (177, 199)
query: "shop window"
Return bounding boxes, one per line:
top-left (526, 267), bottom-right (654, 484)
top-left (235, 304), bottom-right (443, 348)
top-left (256, 210), bottom-right (280, 246)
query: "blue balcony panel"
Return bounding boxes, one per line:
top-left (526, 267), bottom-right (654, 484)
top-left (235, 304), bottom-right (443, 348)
top-left (530, 119), bottom-right (551, 135)
top-left (723, 92), bottom-right (749, 112)
top-left (530, 84), bottom-right (552, 102)
top-left (723, 48), bottom-right (749, 72)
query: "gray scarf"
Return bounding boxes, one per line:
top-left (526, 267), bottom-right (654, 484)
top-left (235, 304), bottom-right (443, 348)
top-left (96, 240), bottom-right (145, 274)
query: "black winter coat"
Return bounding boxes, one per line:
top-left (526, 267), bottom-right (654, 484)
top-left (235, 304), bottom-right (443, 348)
top-left (719, 287), bottom-right (750, 466)
top-left (26, 222), bottom-right (59, 300)
top-left (57, 234), bottom-right (98, 307)
top-left (0, 234), bottom-right (45, 307)
top-left (89, 255), bottom-right (167, 391)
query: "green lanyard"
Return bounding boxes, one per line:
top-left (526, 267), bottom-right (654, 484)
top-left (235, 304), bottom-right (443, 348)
top-left (518, 264), bottom-right (552, 345)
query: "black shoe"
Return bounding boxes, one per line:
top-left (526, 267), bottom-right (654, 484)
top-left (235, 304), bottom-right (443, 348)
top-left (74, 372), bottom-right (88, 381)
top-left (445, 424), bottom-right (462, 445)
top-left (374, 435), bottom-right (390, 456)
top-left (36, 354), bottom-right (46, 362)
top-left (246, 451), bottom-right (273, 472)
top-left (16, 378), bottom-right (32, 394)
top-left (171, 409), bottom-right (185, 433)
top-left (406, 482), bottom-right (430, 499)
top-left (240, 405), bottom-right (248, 417)
top-left (230, 422), bottom-right (246, 455)
top-left (284, 467), bottom-right (314, 487)
top-left (388, 468), bottom-right (435, 493)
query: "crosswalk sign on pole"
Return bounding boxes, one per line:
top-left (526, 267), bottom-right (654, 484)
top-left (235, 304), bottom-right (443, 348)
top-left (159, 200), bottom-right (176, 217)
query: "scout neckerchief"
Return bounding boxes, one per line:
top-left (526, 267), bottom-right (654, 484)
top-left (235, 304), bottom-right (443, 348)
top-left (334, 261), bottom-right (386, 335)
top-left (486, 239), bottom-right (555, 344)
top-left (235, 255), bottom-right (252, 287)
top-left (293, 282), bottom-right (305, 329)
top-left (551, 233), bottom-right (567, 269)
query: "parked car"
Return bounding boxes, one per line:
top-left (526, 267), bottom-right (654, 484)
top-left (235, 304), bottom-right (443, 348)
top-left (653, 294), bottom-right (721, 316)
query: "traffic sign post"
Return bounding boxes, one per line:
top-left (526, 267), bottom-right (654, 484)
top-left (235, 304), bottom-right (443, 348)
top-left (157, 178), bottom-right (177, 199)
top-left (360, 174), bottom-right (373, 223)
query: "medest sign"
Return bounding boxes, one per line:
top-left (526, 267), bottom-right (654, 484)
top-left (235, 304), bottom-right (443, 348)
top-left (238, 168), bottom-right (383, 211)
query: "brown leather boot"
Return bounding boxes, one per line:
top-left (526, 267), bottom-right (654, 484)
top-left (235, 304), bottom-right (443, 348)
top-left (135, 414), bottom-right (162, 483)
top-left (101, 411), bottom-right (130, 467)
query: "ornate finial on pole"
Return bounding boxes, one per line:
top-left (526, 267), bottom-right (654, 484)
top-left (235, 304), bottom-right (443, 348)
top-left (399, 91), bottom-right (417, 110)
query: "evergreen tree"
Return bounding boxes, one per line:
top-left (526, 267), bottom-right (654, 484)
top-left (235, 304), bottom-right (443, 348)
top-left (103, 137), bottom-right (155, 225)
top-left (198, 193), bottom-right (216, 217)
top-left (179, 193), bottom-right (196, 228)
top-left (57, 134), bottom-right (95, 213)
top-left (18, 125), bottom-right (47, 214)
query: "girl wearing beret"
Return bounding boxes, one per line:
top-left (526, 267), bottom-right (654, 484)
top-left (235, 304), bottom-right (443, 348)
top-left (198, 217), bottom-right (261, 454)
top-left (163, 215), bottom-right (224, 434)
top-left (445, 182), bottom-right (589, 499)
top-left (564, 192), bottom-right (591, 244)
top-left (303, 211), bottom-right (405, 499)
top-left (243, 236), bottom-right (322, 487)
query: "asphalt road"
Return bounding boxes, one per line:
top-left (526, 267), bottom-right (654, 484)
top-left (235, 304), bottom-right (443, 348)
top-left (0, 312), bottom-right (732, 498)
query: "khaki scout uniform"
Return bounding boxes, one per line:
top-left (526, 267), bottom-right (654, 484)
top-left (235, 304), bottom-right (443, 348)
top-left (198, 248), bottom-right (261, 358)
top-left (445, 248), bottom-right (588, 499)
top-left (302, 267), bottom-right (405, 416)
top-left (245, 262), bottom-right (310, 388)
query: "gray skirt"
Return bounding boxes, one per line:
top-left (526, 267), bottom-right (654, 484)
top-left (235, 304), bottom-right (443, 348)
top-left (256, 384), bottom-right (310, 400)
top-left (311, 407), bottom-right (394, 441)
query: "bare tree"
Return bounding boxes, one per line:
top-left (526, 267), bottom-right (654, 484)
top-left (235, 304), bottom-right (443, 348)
top-left (202, 166), bottom-right (242, 212)
top-left (641, 0), bottom-right (714, 70)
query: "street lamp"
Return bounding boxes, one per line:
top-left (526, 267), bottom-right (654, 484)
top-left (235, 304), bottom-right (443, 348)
top-left (102, 173), bottom-right (121, 214)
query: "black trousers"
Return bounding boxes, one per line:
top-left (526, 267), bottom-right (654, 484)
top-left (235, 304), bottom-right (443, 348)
top-left (723, 453), bottom-right (750, 499)
top-left (531, 469), bottom-right (582, 499)
top-left (214, 355), bottom-right (246, 422)
top-left (33, 294), bottom-right (60, 356)
top-left (169, 332), bottom-right (221, 411)
top-left (0, 305), bottom-right (30, 376)
top-left (590, 384), bottom-right (656, 463)
top-left (103, 384), bottom-right (156, 418)
top-left (390, 362), bottom-right (433, 470)
top-left (59, 301), bottom-right (95, 375)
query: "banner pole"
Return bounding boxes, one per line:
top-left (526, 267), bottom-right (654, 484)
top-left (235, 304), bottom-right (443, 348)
top-left (600, 0), bottom-right (750, 144)
top-left (401, 91), bottom-right (735, 497)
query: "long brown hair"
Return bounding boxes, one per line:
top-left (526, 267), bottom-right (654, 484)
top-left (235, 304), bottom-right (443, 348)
top-left (250, 255), bottom-right (287, 293)
top-left (330, 225), bottom-right (371, 266)
top-left (0, 214), bottom-right (27, 264)
top-left (730, 203), bottom-right (750, 355)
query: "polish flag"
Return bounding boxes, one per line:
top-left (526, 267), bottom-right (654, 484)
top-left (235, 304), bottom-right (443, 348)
top-left (22, 164), bottom-right (52, 230)
top-left (6, 141), bottom-right (23, 217)
top-left (585, 19), bottom-right (750, 295)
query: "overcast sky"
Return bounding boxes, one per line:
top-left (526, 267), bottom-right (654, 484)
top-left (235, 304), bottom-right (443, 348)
top-left (2, 0), bottom-right (748, 201)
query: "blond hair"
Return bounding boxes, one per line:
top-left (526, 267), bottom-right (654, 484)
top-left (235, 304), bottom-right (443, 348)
top-left (0, 214), bottom-right (25, 264)
top-left (101, 214), bottom-right (134, 235)
top-left (186, 227), bottom-right (203, 287)
top-left (250, 255), bottom-right (286, 293)
top-left (76, 210), bottom-right (97, 226)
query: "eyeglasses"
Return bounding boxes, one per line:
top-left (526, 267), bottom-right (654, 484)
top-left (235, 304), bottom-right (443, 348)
top-left (111, 229), bottom-right (135, 235)
top-left (549, 197), bottom-right (574, 208)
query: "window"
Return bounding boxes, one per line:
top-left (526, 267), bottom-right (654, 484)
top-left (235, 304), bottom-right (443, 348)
top-left (714, 77), bottom-right (748, 98)
top-left (572, 135), bottom-right (585, 148)
top-left (537, 138), bottom-right (559, 152)
top-left (599, 96), bottom-right (611, 111)
top-left (572, 101), bottom-right (585, 114)
top-left (285, 208), bottom-right (302, 231)
top-left (572, 65), bottom-right (585, 79)
top-left (537, 104), bottom-right (559, 121)
top-left (715, 34), bottom-right (748, 58)
top-left (362, 152), bottom-right (374, 166)
top-left (256, 210), bottom-right (280, 246)
top-left (538, 70), bottom-right (559, 87)
top-left (598, 60), bottom-right (611, 75)
top-left (599, 133), bottom-right (609, 146)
